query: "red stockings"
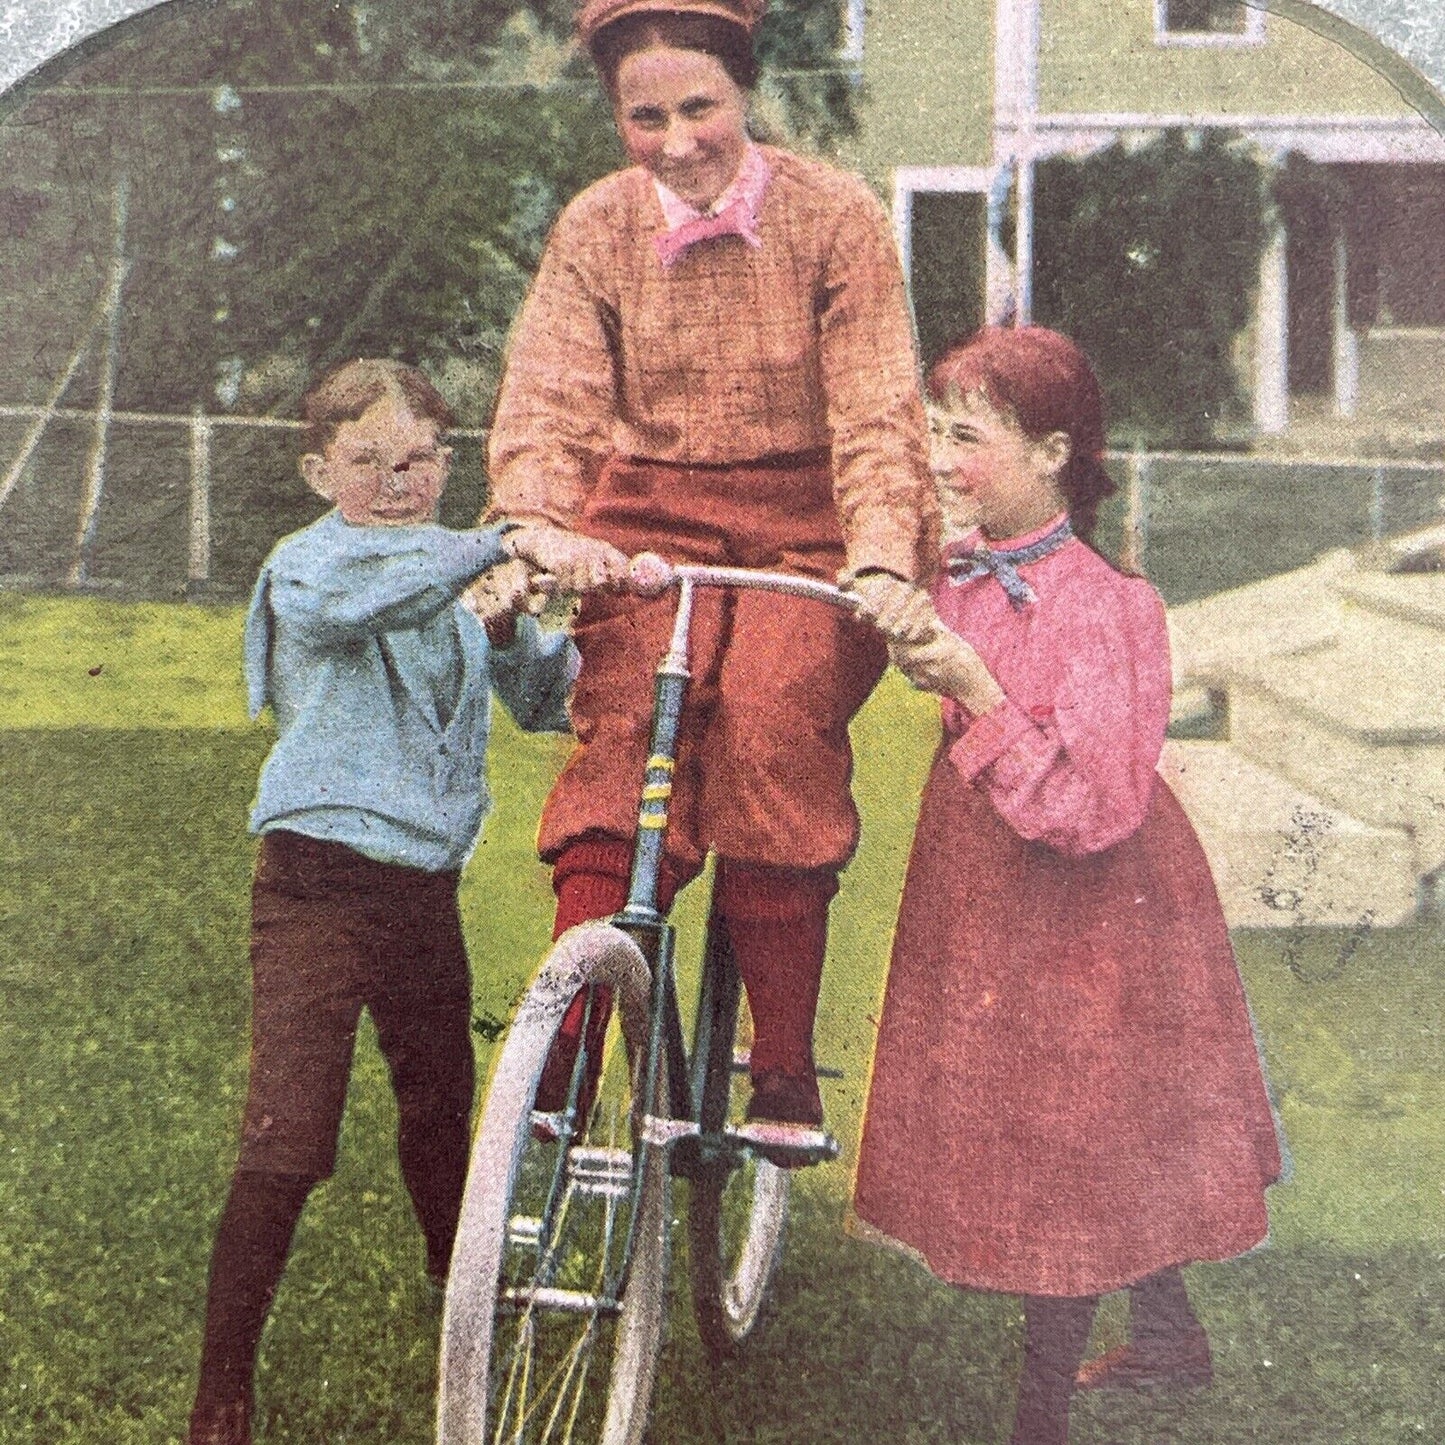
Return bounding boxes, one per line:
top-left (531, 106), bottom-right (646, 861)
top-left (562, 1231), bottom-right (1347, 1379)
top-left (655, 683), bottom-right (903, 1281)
top-left (534, 840), bottom-right (835, 1121)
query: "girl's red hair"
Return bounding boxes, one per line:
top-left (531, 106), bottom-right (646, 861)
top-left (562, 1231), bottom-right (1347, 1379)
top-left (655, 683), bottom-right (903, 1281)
top-left (928, 326), bottom-right (1116, 544)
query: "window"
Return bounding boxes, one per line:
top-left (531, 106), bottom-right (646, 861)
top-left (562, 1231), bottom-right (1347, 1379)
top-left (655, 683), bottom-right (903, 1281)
top-left (1155, 0), bottom-right (1264, 45)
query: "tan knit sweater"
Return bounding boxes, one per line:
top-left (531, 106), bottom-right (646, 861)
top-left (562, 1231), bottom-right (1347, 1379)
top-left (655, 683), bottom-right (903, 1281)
top-left (487, 145), bottom-right (936, 581)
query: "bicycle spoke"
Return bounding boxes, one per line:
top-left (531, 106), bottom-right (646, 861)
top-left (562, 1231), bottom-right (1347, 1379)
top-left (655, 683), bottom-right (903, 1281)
top-left (486, 1014), bottom-right (647, 1443)
top-left (438, 922), bottom-right (667, 1445)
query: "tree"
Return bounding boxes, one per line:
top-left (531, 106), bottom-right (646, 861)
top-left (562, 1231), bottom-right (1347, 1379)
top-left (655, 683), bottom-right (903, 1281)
top-left (0, 0), bottom-right (862, 586)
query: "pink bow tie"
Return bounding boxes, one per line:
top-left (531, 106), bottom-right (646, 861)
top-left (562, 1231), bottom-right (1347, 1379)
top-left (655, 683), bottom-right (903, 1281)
top-left (654, 196), bottom-right (762, 268)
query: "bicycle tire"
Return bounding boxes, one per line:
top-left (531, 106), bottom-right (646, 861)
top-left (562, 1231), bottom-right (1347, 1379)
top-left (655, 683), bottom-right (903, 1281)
top-left (685, 921), bottom-right (790, 1360)
top-left (437, 922), bottom-right (669, 1445)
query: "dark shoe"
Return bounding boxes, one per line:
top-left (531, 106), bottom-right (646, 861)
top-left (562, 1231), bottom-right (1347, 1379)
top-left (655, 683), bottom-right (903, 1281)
top-left (745, 1070), bottom-right (827, 1169)
top-left (187, 1397), bottom-right (252, 1445)
top-left (1074, 1332), bottom-right (1213, 1392)
top-left (746, 1069), bottom-right (823, 1128)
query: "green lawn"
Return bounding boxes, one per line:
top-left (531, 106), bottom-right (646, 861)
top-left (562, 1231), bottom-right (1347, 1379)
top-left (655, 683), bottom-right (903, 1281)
top-left (0, 595), bottom-right (1441, 1443)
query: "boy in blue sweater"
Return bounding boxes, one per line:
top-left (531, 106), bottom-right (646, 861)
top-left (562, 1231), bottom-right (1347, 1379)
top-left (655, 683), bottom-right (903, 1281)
top-left (189, 360), bottom-right (576, 1445)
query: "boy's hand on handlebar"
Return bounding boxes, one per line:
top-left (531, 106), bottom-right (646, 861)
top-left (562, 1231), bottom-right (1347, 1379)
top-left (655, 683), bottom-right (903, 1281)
top-left (847, 571), bottom-right (937, 646)
top-left (463, 557), bottom-right (532, 623)
top-left (890, 625), bottom-right (1005, 715)
top-left (629, 552), bottom-right (676, 596)
top-left (504, 525), bottom-right (631, 593)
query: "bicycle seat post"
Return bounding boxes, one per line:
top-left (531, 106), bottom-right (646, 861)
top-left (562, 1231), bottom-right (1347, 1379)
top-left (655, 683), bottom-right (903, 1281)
top-left (617, 575), bottom-right (696, 930)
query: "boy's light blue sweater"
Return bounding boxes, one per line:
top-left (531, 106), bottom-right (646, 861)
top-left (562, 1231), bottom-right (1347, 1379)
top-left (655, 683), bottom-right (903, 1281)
top-left (243, 510), bottom-right (576, 872)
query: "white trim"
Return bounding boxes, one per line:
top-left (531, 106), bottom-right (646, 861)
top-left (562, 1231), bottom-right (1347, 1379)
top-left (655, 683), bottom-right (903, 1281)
top-left (1365, 326), bottom-right (1445, 340)
top-left (892, 165), bottom-right (1013, 321)
top-left (1021, 112), bottom-right (1437, 133)
top-left (993, 0), bottom-right (1042, 326)
top-left (839, 0), bottom-right (866, 63)
top-left (1332, 231), bottom-right (1359, 421)
top-left (893, 165), bottom-right (999, 194)
top-left (1254, 219), bottom-right (1289, 435)
top-left (996, 112), bottom-right (1445, 166)
top-left (1153, 0), bottom-right (1266, 48)
top-left (994, 0), bottom-right (1039, 128)
top-left (890, 175), bottom-right (914, 286)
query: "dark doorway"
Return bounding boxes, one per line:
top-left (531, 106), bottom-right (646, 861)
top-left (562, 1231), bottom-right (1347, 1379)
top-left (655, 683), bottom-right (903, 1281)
top-left (909, 191), bottom-right (987, 369)
top-left (1286, 194), bottom-right (1334, 396)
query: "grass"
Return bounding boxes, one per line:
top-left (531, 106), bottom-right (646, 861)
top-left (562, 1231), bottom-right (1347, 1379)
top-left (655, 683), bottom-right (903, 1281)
top-left (0, 595), bottom-right (1442, 1442)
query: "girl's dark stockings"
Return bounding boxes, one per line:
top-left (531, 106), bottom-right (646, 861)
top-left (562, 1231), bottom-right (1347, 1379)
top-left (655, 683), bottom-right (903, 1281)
top-left (1011, 1292), bottom-right (1099, 1445)
top-left (1131, 1265), bottom-right (1202, 1349)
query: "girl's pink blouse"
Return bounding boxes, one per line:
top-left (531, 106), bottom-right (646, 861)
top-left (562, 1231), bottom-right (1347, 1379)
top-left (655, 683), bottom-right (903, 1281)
top-left (935, 519), bottom-right (1172, 858)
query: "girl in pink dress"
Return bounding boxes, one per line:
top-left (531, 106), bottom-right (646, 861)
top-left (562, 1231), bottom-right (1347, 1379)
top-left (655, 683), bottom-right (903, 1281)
top-left (851, 327), bottom-right (1281, 1445)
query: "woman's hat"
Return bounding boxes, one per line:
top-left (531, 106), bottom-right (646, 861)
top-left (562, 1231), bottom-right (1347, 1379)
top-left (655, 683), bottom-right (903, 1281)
top-left (576, 0), bottom-right (767, 47)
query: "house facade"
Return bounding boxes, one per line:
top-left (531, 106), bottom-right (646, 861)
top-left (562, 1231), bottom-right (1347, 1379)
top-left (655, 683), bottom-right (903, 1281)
top-left (839, 0), bottom-right (1445, 437)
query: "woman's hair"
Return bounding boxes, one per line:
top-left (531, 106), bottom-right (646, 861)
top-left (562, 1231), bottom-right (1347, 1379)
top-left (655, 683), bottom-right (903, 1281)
top-left (927, 326), bottom-right (1116, 544)
top-left (589, 11), bottom-right (760, 94)
top-left (299, 359), bottom-right (455, 454)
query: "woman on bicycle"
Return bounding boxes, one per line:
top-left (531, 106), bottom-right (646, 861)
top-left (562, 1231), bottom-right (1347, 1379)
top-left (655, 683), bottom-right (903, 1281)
top-left (851, 326), bottom-right (1281, 1445)
top-left (489, 0), bottom-right (935, 1128)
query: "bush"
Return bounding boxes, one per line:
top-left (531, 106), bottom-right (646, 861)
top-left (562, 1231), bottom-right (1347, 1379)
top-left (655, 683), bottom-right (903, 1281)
top-left (1032, 129), bottom-right (1269, 445)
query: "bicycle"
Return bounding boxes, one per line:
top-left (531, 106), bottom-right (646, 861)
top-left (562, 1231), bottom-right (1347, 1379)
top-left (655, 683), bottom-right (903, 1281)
top-left (436, 559), bottom-right (861, 1445)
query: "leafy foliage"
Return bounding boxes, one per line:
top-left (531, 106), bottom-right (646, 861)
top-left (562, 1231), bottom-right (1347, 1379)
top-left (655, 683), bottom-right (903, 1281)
top-left (7, 0), bottom-right (855, 423)
top-left (1031, 130), bottom-right (1269, 444)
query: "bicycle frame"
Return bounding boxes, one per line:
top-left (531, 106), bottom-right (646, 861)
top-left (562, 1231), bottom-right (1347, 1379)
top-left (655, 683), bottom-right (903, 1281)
top-left (606, 564), bottom-right (861, 1166)
top-left (436, 564), bottom-right (863, 1428)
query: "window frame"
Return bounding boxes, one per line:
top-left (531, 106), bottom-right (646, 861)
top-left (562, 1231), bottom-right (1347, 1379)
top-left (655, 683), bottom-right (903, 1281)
top-left (1153, 0), bottom-right (1266, 49)
top-left (840, 0), bottom-right (866, 64)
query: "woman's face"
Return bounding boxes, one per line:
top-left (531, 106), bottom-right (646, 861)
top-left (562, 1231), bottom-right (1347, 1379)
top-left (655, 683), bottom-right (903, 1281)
top-left (613, 43), bottom-right (748, 212)
top-left (928, 387), bottom-right (1069, 543)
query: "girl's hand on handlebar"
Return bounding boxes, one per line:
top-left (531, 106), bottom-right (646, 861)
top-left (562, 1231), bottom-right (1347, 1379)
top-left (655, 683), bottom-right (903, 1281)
top-left (504, 524), bottom-right (631, 593)
top-left (847, 571), bottom-right (937, 646)
top-left (890, 624), bottom-right (1005, 716)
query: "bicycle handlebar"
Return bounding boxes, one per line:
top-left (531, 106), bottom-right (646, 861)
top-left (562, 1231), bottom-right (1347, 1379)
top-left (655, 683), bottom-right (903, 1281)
top-left (634, 555), bottom-right (861, 611)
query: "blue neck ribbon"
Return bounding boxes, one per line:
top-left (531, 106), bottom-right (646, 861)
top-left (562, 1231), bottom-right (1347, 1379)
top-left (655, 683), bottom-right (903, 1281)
top-left (945, 517), bottom-right (1075, 609)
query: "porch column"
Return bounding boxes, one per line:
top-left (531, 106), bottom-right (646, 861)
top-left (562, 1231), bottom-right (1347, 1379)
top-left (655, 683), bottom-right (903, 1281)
top-left (1015, 154), bottom-right (1035, 325)
top-left (1332, 229), bottom-right (1360, 419)
top-left (891, 174), bottom-right (914, 291)
top-left (1254, 216), bottom-right (1289, 435)
top-left (985, 167), bottom-right (1014, 324)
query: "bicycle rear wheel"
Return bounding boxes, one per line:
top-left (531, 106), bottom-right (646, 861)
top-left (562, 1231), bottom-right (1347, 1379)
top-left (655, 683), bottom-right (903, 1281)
top-left (437, 923), bottom-right (669, 1445)
top-left (685, 919), bottom-right (790, 1360)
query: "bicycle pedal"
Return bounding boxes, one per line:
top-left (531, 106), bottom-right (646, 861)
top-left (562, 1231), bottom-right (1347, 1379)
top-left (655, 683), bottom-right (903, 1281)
top-left (727, 1121), bottom-right (840, 1164)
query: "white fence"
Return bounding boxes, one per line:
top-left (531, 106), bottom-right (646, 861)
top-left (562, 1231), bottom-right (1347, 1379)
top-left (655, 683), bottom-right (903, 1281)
top-left (0, 403), bottom-right (487, 596)
top-left (1, 401), bottom-right (1443, 603)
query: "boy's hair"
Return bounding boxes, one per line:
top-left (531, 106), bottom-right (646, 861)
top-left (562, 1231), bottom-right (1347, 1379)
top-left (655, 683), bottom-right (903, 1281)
top-left (299, 359), bottom-right (456, 454)
top-left (928, 326), bottom-right (1117, 545)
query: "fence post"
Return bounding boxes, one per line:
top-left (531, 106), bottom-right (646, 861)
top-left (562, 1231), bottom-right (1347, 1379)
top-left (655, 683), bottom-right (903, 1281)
top-left (1121, 448), bottom-right (1150, 574)
top-left (187, 409), bottom-right (213, 598)
top-left (68, 174), bottom-right (130, 587)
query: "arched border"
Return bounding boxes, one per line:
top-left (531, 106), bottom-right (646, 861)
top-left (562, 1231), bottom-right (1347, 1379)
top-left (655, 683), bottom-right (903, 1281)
top-left (0, 0), bottom-right (1442, 117)
top-left (1266, 0), bottom-right (1445, 132)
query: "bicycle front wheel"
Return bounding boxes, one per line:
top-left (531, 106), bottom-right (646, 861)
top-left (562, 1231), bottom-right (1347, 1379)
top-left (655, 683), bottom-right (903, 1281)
top-left (437, 923), bottom-right (669, 1445)
top-left (686, 922), bottom-right (790, 1360)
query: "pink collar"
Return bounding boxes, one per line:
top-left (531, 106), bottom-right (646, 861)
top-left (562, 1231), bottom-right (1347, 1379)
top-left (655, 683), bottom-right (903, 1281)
top-left (653, 142), bottom-right (770, 233)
